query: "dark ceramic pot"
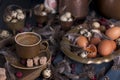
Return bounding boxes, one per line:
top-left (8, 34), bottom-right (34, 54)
top-left (58, 0), bottom-right (90, 19)
top-left (95, 0), bottom-right (120, 20)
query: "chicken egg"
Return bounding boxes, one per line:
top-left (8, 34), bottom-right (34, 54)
top-left (76, 36), bottom-right (88, 49)
top-left (98, 40), bottom-right (115, 56)
top-left (105, 26), bottom-right (120, 40)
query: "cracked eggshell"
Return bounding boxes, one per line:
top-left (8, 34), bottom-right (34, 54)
top-left (86, 44), bottom-right (97, 58)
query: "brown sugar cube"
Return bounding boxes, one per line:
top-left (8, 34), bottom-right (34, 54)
top-left (27, 59), bottom-right (33, 67)
top-left (33, 56), bottom-right (40, 66)
top-left (0, 68), bottom-right (6, 75)
top-left (39, 56), bottom-right (47, 65)
top-left (0, 75), bottom-right (6, 80)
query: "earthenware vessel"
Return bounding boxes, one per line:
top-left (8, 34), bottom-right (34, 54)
top-left (95, 0), bottom-right (120, 20)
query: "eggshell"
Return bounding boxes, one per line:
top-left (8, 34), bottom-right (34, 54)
top-left (76, 36), bottom-right (88, 49)
top-left (98, 40), bottom-right (114, 56)
top-left (90, 37), bottom-right (101, 45)
top-left (105, 26), bottom-right (120, 40)
top-left (86, 44), bottom-right (97, 58)
top-left (110, 40), bottom-right (116, 50)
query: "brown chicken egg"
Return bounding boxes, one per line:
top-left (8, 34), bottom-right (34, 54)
top-left (105, 26), bottom-right (120, 40)
top-left (86, 44), bottom-right (97, 58)
top-left (98, 40), bottom-right (116, 56)
top-left (90, 37), bottom-right (101, 45)
top-left (76, 36), bottom-right (88, 49)
top-left (110, 40), bottom-right (116, 50)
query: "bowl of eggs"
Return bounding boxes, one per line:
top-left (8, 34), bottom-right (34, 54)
top-left (34, 4), bottom-right (48, 24)
top-left (3, 5), bottom-right (26, 34)
top-left (61, 21), bottom-right (120, 64)
top-left (60, 12), bottom-right (74, 31)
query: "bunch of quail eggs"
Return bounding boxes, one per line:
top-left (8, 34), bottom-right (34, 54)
top-left (34, 4), bottom-right (47, 16)
top-left (4, 8), bottom-right (25, 23)
top-left (60, 12), bottom-right (73, 22)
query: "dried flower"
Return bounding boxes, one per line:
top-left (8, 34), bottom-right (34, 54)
top-left (15, 71), bottom-right (23, 78)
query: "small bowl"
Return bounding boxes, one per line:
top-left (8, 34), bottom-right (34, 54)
top-left (34, 5), bottom-right (48, 24)
top-left (60, 20), bottom-right (73, 31)
top-left (3, 5), bottom-right (26, 34)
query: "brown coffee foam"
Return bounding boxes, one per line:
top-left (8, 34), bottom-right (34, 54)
top-left (16, 34), bottom-right (39, 45)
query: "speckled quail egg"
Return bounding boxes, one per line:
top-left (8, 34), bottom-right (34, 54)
top-left (65, 12), bottom-right (71, 18)
top-left (60, 15), bottom-right (67, 22)
top-left (17, 13), bottom-right (25, 20)
top-left (11, 11), bottom-right (17, 18)
top-left (16, 9), bottom-right (23, 14)
top-left (42, 68), bottom-right (51, 78)
top-left (11, 19), bottom-right (18, 23)
top-left (5, 15), bottom-right (12, 22)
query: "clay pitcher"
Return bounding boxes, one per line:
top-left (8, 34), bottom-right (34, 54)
top-left (58, 0), bottom-right (90, 19)
top-left (95, 0), bottom-right (120, 20)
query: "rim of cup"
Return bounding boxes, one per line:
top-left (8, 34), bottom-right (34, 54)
top-left (15, 32), bottom-right (41, 47)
